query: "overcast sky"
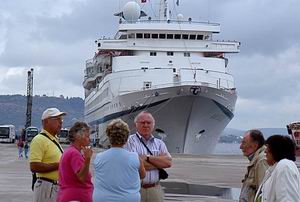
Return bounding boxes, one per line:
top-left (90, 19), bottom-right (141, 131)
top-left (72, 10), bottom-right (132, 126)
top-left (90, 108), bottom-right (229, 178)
top-left (0, 0), bottom-right (299, 130)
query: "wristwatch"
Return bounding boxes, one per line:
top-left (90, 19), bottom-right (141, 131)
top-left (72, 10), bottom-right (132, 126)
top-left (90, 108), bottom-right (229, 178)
top-left (146, 155), bottom-right (150, 162)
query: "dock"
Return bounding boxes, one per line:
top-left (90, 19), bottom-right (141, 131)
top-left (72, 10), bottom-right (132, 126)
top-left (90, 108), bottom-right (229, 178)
top-left (1, 143), bottom-right (298, 201)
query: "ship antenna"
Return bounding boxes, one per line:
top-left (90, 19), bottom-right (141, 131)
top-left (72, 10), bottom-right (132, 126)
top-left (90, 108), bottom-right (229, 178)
top-left (159, 0), bottom-right (169, 20)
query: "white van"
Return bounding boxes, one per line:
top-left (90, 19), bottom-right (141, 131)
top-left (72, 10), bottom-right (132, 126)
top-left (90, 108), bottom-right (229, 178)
top-left (59, 128), bottom-right (69, 144)
top-left (0, 125), bottom-right (16, 143)
top-left (25, 126), bottom-right (39, 142)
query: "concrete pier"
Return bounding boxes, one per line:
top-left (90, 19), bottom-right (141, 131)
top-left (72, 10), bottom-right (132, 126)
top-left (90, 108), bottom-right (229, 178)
top-left (1, 143), bottom-right (299, 202)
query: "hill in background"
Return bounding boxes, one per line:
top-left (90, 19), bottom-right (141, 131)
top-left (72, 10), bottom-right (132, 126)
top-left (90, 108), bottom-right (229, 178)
top-left (220, 127), bottom-right (289, 143)
top-left (0, 94), bottom-right (291, 139)
top-left (0, 94), bottom-right (84, 133)
top-left (222, 127), bottom-right (288, 137)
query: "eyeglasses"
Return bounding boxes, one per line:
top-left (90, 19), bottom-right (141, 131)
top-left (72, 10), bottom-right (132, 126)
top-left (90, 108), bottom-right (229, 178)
top-left (79, 128), bottom-right (89, 134)
top-left (137, 121), bottom-right (153, 125)
top-left (50, 117), bottom-right (63, 122)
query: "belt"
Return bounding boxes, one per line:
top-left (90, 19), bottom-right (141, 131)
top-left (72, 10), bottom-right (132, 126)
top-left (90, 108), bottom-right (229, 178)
top-left (141, 183), bottom-right (159, 189)
top-left (37, 177), bottom-right (58, 185)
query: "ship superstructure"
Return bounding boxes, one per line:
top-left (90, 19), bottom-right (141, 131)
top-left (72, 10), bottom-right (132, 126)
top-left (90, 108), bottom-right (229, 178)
top-left (83, 1), bottom-right (240, 154)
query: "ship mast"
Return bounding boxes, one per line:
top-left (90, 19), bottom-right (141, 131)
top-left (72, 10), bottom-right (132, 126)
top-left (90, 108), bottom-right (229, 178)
top-left (159, 0), bottom-right (169, 20)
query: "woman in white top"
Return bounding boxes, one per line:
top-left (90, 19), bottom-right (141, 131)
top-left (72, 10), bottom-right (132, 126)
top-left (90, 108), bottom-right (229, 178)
top-left (255, 135), bottom-right (300, 202)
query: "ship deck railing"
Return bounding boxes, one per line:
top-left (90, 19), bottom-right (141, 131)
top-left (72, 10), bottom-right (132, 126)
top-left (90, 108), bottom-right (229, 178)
top-left (94, 37), bottom-right (240, 49)
top-left (118, 80), bottom-right (236, 95)
top-left (120, 19), bottom-right (220, 26)
top-left (88, 67), bottom-right (236, 92)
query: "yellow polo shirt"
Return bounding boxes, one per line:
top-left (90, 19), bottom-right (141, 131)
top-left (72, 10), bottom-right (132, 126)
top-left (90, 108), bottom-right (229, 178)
top-left (29, 130), bottom-right (63, 181)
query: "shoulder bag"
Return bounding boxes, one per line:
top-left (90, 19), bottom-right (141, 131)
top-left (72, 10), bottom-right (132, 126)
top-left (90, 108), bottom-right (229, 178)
top-left (136, 134), bottom-right (168, 180)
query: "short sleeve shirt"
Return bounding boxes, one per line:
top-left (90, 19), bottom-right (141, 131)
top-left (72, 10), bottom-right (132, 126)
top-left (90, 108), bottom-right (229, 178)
top-left (58, 145), bottom-right (93, 202)
top-left (29, 130), bottom-right (62, 180)
top-left (93, 148), bottom-right (141, 202)
top-left (124, 133), bottom-right (171, 184)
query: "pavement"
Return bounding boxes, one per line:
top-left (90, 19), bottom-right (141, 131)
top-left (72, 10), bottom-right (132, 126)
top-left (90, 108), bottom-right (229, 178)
top-left (2, 143), bottom-right (298, 202)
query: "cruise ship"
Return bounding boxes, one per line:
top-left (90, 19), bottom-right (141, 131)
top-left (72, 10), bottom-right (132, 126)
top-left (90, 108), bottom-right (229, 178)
top-left (83, 0), bottom-right (240, 154)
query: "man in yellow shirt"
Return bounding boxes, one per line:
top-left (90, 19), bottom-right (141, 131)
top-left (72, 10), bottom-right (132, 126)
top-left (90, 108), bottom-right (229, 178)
top-left (30, 108), bottom-right (66, 202)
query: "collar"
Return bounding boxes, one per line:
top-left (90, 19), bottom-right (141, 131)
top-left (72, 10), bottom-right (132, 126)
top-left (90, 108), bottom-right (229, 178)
top-left (136, 132), bottom-right (155, 142)
top-left (261, 162), bottom-right (277, 183)
top-left (248, 153), bottom-right (255, 161)
top-left (268, 162), bottom-right (277, 171)
top-left (70, 143), bottom-right (80, 151)
top-left (41, 129), bottom-right (58, 141)
top-left (248, 145), bottom-right (266, 166)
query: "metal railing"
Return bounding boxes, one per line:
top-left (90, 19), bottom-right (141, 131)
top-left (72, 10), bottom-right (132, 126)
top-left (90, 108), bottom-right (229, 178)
top-left (120, 19), bottom-right (220, 26)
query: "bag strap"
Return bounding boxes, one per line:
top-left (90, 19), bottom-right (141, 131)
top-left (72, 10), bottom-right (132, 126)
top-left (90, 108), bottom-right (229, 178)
top-left (136, 133), bottom-right (153, 155)
top-left (40, 132), bottom-right (63, 154)
top-left (31, 132), bottom-right (63, 191)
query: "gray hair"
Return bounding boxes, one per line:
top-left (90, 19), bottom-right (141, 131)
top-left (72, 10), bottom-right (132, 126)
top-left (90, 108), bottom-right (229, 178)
top-left (134, 111), bottom-right (155, 124)
top-left (248, 129), bottom-right (265, 148)
top-left (68, 122), bottom-right (89, 143)
top-left (106, 119), bottom-right (129, 146)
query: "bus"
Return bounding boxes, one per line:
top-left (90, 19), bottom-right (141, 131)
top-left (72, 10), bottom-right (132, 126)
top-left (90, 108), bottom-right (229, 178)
top-left (0, 125), bottom-right (15, 143)
top-left (25, 126), bottom-right (39, 142)
top-left (287, 122), bottom-right (300, 156)
top-left (59, 128), bottom-right (69, 144)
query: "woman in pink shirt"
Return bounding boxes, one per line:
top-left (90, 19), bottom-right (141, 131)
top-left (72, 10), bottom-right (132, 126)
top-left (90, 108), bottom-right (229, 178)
top-left (57, 122), bottom-right (93, 202)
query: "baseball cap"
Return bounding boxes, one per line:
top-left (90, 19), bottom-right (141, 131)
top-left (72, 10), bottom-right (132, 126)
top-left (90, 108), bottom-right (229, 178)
top-left (41, 108), bottom-right (66, 120)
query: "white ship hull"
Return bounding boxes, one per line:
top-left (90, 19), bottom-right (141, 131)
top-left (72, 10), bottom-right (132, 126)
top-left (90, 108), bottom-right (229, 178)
top-left (85, 85), bottom-right (236, 154)
top-left (83, 1), bottom-right (240, 154)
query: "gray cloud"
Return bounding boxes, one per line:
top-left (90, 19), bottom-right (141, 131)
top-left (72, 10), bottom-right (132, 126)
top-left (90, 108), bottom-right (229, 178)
top-left (34, 1), bottom-right (117, 43)
top-left (1, 0), bottom-right (300, 130)
top-left (217, 0), bottom-right (300, 55)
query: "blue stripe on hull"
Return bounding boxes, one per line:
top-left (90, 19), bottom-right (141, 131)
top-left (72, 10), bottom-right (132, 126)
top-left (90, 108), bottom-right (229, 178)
top-left (213, 100), bottom-right (234, 119)
top-left (87, 97), bottom-right (233, 127)
top-left (88, 98), bottom-right (170, 126)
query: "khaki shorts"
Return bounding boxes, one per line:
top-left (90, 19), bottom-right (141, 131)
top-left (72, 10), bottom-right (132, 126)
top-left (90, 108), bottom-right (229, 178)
top-left (33, 179), bottom-right (58, 202)
top-left (141, 184), bottom-right (164, 202)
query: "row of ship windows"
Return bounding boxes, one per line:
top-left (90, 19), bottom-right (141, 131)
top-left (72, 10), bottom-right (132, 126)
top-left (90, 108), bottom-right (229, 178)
top-left (121, 33), bottom-right (210, 40)
top-left (150, 52), bottom-right (190, 57)
top-left (89, 88), bottom-right (109, 108)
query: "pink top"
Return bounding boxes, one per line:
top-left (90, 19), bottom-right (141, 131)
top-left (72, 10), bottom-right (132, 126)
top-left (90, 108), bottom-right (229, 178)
top-left (57, 145), bottom-right (93, 202)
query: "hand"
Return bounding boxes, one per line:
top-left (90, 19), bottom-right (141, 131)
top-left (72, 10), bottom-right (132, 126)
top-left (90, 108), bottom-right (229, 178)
top-left (81, 146), bottom-right (93, 160)
top-left (140, 155), bottom-right (147, 161)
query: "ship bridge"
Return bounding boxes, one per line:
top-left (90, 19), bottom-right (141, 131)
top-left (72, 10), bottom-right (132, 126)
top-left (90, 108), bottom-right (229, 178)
top-left (95, 17), bottom-right (239, 54)
top-left (118, 19), bottom-right (220, 33)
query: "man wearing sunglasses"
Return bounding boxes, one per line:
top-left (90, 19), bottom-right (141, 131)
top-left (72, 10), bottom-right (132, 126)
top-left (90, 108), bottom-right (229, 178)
top-left (29, 108), bottom-right (66, 202)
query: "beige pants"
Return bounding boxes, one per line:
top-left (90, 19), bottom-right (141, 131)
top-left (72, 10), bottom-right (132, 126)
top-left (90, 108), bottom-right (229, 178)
top-left (140, 185), bottom-right (164, 202)
top-left (33, 179), bottom-right (58, 202)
